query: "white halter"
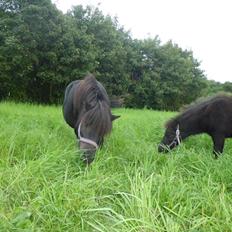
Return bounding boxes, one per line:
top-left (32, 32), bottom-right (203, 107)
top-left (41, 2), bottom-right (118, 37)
top-left (78, 122), bottom-right (99, 149)
top-left (176, 124), bottom-right (181, 145)
top-left (167, 124), bottom-right (181, 148)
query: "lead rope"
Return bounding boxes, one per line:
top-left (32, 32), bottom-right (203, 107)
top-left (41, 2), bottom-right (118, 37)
top-left (78, 122), bottom-right (99, 149)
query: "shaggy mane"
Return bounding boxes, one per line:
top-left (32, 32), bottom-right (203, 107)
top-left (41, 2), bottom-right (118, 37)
top-left (76, 74), bottom-right (112, 137)
top-left (165, 93), bottom-right (232, 128)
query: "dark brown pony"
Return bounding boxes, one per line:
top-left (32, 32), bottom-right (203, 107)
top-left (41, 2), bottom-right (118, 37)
top-left (63, 74), bottom-right (119, 164)
top-left (158, 94), bottom-right (232, 157)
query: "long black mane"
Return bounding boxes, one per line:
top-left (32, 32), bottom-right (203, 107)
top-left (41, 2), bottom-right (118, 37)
top-left (166, 94), bottom-right (232, 128)
top-left (75, 74), bottom-right (112, 137)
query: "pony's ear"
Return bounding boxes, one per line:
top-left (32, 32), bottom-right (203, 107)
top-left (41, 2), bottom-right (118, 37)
top-left (111, 114), bottom-right (120, 121)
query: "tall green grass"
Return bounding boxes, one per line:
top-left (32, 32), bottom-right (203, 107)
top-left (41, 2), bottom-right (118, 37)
top-left (0, 102), bottom-right (232, 231)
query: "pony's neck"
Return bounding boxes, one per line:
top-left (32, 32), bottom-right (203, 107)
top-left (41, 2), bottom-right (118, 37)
top-left (178, 115), bottom-right (202, 139)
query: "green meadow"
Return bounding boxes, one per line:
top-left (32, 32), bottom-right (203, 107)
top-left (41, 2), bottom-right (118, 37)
top-left (1, 102), bottom-right (232, 231)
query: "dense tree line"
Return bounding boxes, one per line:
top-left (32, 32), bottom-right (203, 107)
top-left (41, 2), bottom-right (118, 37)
top-left (0, 0), bottom-right (231, 110)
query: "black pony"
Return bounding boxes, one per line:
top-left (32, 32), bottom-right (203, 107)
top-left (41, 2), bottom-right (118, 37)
top-left (63, 74), bottom-right (119, 164)
top-left (158, 94), bottom-right (232, 157)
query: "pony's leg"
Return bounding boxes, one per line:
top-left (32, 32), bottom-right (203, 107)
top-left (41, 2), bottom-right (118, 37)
top-left (211, 134), bottom-right (225, 158)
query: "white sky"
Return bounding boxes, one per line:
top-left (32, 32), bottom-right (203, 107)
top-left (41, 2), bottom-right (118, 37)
top-left (52, 0), bottom-right (232, 83)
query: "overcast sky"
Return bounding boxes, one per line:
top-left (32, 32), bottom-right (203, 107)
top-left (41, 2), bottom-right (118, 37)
top-left (52, 0), bottom-right (232, 83)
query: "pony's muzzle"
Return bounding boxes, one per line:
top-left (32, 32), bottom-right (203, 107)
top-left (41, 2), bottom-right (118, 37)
top-left (81, 149), bottom-right (96, 164)
top-left (158, 144), bottom-right (169, 153)
top-left (79, 141), bottom-right (97, 164)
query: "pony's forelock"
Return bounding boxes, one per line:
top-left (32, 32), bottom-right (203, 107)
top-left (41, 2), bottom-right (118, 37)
top-left (76, 74), bottom-right (112, 137)
top-left (83, 101), bottom-right (112, 137)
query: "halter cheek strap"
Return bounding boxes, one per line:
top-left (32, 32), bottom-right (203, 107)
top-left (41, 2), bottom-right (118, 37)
top-left (167, 124), bottom-right (181, 148)
top-left (78, 122), bottom-right (99, 149)
top-left (176, 124), bottom-right (181, 145)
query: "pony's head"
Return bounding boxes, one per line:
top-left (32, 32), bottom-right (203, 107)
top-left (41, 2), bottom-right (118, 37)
top-left (74, 75), bottom-right (120, 164)
top-left (158, 119), bottom-right (181, 152)
top-left (75, 109), bottom-right (119, 164)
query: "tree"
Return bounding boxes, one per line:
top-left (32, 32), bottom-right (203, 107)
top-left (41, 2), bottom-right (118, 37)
top-left (223, 82), bottom-right (232, 93)
top-left (125, 39), bottom-right (207, 110)
top-left (0, 1), bottom-right (229, 109)
top-left (68, 5), bottom-right (132, 96)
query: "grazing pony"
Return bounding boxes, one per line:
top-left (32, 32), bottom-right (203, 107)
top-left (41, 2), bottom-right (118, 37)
top-left (63, 74), bottom-right (119, 164)
top-left (158, 94), bottom-right (232, 157)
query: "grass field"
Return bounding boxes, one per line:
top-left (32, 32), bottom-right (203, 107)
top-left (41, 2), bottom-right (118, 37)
top-left (1, 102), bottom-right (232, 231)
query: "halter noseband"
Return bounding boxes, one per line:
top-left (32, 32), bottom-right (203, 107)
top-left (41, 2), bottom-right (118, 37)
top-left (78, 122), bottom-right (99, 149)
